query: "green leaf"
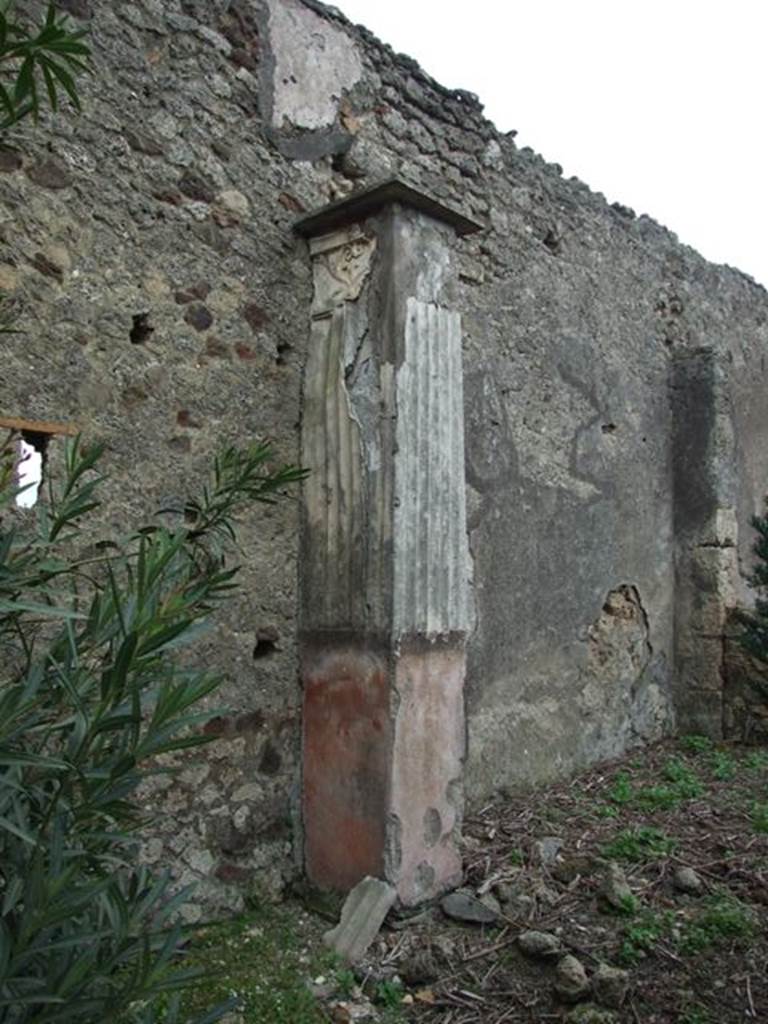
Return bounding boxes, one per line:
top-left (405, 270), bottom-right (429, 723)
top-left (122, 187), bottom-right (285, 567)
top-left (40, 59), bottom-right (58, 111)
top-left (0, 750), bottom-right (69, 770)
top-left (0, 598), bottom-right (86, 619)
top-left (43, 57), bottom-right (82, 111)
top-left (13, 55), bottom-right (36, 108)
top-left (0, 813), bottom-right (37, 844)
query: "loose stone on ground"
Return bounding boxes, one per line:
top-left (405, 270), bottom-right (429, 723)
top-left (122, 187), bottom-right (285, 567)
top-left (517, 929), bottom-right (561, 958)
top-left (323, 877), bottom-right (397, 963)
top-left (598, 862), bottom-right (634, 911)
top-left (591, 962), bottom-right (630, 1009)
top-left (673, 865), bottom-right (704, 895)
top-left (555, 954), bottom-right (590, 1002)
top-left (440, 889), bottom-right (500, 924)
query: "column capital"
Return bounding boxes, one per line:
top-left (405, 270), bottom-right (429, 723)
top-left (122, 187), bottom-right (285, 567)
top-left (294, 177), bottom-right (484, 239)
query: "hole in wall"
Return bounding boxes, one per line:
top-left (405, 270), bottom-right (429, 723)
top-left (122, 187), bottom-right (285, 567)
top-left (252, 638), bottom-right (277, 659)
top-left (253, 626), bottom-right (279, 660)
top-left (130, 312), bottom-right (154, 344)
top-left (16, 431), bottom-right (49, 508)
top-left (1, 418), bottom-right (77, 511)
top-left (601, 423), bottom-right (617, 434)
top-left (258, 740), bottom-right (281, 775)
top-left (275, 340), bottom-right (291, 366)
top-left (542, 228), bottom-right (562, 255)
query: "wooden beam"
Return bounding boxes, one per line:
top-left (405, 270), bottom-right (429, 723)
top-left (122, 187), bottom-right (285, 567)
top-left (0, 416), bottom-right (78, 436)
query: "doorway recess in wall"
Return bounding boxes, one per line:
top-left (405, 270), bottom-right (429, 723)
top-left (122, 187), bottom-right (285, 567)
top-left (0, 416), bottom-right (78, 509)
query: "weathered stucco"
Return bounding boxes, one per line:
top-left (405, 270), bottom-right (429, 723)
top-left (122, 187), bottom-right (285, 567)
top-left (297, 186), bottom-right (474, 903)
top-left (266, 0), bottom-right (362, 131)
top-left (2, 0), bottom-right (767, 911)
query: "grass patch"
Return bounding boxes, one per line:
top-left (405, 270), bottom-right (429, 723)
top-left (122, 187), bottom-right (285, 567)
top-left (679, 1006), bottom-right (713, 1024)
top-left (163, 902), bottom-right (336, 1024)
top-left (745, 750), bottom-right (768, 771)
top-left (614, 892), bottom-right (640, 917)
top-left (374, 979), bottom-right (406, 1009)
top-left (607, 759), bottom-right (704, 812)
top-left (333, 968), bottom-right (357, 998)
top-left (608, 771), bottom-right (633, 805)
top-left (678, 894), bottom-right (756, 954)
top-left (662, 757), bottom-right (704, 795)
top-left (750, 801), bottom-right (768, 834)
top-left (634, 784), bottom-right (683, 810)
top-left (618, 909), bottom-right (673, 964)
top-left (709, 750), bottom-right (737, 781)
top-left (597, 804), bottom-right (619, 818)
top-left (602, 825), bottom-right (678, 862)
top-left (680, 735), bottom-right (714, 754)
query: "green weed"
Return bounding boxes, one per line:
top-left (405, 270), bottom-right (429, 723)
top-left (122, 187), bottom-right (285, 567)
top-left (663, 758), bottom-right (704, 796)
top-left (617, 909), bottom-right (673, 965)
top-left (608, 772), bottom-right (634, 804)
top-left (709, 750), bottom-right (737, 780)
top-left (751, 801), bottom-right (768, 834)
top-left (678, 894), bottom-right (756, 954)
top-left (164, 904), bottom-right (334, 1024)
top-left (334, 968), bottom-right (357, 998)
top-left (679, 1005), bottom-right (712, 1024)
top-left (635, 785), bottom-right (681, 810)
top-left (597, 804), bottom-right (619, 818)
top-left (608, 760), bottom-right (703, 812)
top-left (602, 826), bottom-right (678, 862)
top-left (615, 892), bottom-right (639, 917)
top-left (374, 980), bottom-right (406, 1009)
top-left (680, 735), bottom-right (714, 754)
top-left (745, 750), bottom-right (768, 771)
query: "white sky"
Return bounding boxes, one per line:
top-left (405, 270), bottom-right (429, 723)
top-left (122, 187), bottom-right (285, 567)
top-left (335, 0), bottom-right (768, 289)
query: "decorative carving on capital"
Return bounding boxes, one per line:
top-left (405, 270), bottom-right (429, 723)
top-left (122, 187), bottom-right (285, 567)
top-left (309, 226), bottom-right (376, 316)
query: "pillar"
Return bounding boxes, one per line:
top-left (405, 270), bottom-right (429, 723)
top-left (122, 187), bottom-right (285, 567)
top-left (295, 180), bottom-right (481, 905)
top-left (671, 347), bottom-right (739, 736)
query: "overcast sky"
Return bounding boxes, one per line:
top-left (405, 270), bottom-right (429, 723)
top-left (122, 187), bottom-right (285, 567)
top-left (335, 0), bottom-right (768, 289)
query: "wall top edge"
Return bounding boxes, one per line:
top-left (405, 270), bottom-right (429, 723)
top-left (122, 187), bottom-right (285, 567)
top-left (294, 177), bottom-right (484, 239)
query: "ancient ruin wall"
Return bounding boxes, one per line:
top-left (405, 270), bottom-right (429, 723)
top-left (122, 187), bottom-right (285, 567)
top-left (2, 0), bottom-right (768, 911)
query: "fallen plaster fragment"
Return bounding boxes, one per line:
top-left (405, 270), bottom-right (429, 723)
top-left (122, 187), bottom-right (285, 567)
top-left (323, 876), bottom-right (397, 962)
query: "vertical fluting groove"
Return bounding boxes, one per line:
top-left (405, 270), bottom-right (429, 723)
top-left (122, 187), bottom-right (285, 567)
top-left (304, 317), bottom-right (328, 619)
top-left (432, 304), bottom-right (439, 631)
top-left (414, 301), bottom-right (425, 628)
top-left (302, 303), bottom-right (366, 628)
top-left (421, 301), bottom-right (432, 633)
top-left (395, 299), bottom-right (469, 636)
top-left (333, 312), bottom-right (351, 622)
top-left (452, 312), bottom-right (467, 628)
top-left (442, 309), bottom-right (454, 628)
top-left (323, 309), bottom-right (340, 620)
top-left (406, 302), bottom-right (419, 624)
top-left (447, 311), bottom-right (457, 626)
top-left (431, 305), bottom-right (443, 635)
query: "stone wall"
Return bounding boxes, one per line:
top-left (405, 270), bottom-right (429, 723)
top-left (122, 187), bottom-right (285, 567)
top-left (2, 0), bottom-right (767, 911)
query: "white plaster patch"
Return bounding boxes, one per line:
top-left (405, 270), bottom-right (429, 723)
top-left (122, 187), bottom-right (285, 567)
top-left (267, 0), bottom-right (362, 130)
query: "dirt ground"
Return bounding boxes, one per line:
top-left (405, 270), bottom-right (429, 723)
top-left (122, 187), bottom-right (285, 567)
top-left (322, 737), bottom-right (768, 1024)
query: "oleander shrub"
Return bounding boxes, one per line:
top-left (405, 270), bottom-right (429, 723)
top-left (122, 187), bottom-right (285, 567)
top-left (0, 436), bottom-right (304, 1023)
